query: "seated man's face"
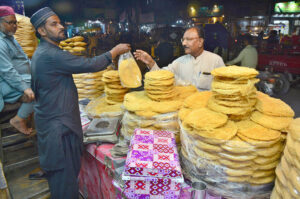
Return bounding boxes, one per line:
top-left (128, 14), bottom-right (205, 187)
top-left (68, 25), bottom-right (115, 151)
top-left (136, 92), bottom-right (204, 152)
top-left (0, 15), bottom-right (17, 36)
top-left (181, 28), bottom-right (204, 56)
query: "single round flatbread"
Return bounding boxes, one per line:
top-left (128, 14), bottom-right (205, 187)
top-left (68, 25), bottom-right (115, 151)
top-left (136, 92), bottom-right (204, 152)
top-left (250, 111), bottom-right (293, 131)
top-left (236, 120), bottom-right (281, 141)
top-left (183, 107), bottom-right (228, 131)
top-left (253, 152), bottom-right (281, 165)
top-left (256, 91), bottom-right (295, 117)
top-left (237, 133), bottom-right (281, 148)
top-left (248, 175), bottom-right (275, 185)
top-left (208, 99), bottom-right (254, 115)
top-left (145, 70), bottom-right (174, 80)
top-left (189, 120), bottom-right (237, 141)
top-left (219, 158), bottom-right (253, 169)
top-left (221, 136), bottom-right (254, 154)
top-left (195, 140), bottom-right (223, 153)
top-left (211, 66), bottom-right (259, 79)
top-left (183, 91), bottom-right (212, 109)
top-left (225, 167), bottom-right (254, 177)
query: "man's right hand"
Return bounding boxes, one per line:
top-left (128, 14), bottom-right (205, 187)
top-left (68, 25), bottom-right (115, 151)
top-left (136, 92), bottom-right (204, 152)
top-left (133, 50), bottom-right (155, 68)
top-left (110, 44), bottom-right (131, 59)
top-left (23, 88), bottom-right (35, 102)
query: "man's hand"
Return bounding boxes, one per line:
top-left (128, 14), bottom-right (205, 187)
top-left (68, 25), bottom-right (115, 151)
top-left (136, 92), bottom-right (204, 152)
top-left (133, 50), bottom-right (155, 68)
top-left (110, 44), bottom-right (131, 59)
top-left (24, 88), bottom-right (35, 102)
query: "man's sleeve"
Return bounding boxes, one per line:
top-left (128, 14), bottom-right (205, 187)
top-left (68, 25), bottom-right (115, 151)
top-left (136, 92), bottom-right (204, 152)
top-left (54, 49), bottom-right (112, 74)
top-left (226, 49), bottom-right (245, 65)
top-left (0, 41), bottom-right (29, 92)
top-left (216, 56), bottom-right (226, 68)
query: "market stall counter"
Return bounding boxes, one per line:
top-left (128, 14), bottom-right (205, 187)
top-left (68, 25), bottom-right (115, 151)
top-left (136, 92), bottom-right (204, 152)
top-left (78, 143), bottom-right (126, 199)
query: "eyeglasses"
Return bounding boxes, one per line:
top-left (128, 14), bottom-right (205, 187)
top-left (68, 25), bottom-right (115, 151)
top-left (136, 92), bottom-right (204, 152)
top-left (3, 20), bottom-right (17, 26)
top-left (181, 37), bottom-right (199, 42)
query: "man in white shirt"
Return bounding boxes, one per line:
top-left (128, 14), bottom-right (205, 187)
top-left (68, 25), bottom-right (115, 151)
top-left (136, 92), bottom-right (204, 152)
top-left (226, 34), bottom-right (258, 68)
top-left (134, 26), bottom-right (225, 91)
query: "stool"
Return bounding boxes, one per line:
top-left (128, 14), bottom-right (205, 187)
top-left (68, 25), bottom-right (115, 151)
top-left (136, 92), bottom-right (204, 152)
top-left (0, 103), bottom-right (39, 172)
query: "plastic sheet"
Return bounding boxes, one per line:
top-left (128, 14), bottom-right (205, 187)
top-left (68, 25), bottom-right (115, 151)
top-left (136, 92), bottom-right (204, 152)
top-left (118, 52), bottom-right (142, 88)
top-left (179, 120), bottom-right (285, 199)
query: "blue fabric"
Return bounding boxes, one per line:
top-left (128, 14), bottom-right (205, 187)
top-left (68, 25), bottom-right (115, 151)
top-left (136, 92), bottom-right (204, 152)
top-left (0, 76), bottom-right (33, 118)
top-left (0, 31), bottom-right (31, 111)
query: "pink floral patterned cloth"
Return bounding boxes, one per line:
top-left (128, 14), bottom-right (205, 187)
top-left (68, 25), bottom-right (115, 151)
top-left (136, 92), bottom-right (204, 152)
top-left (123, 129), bottom-right (183, 199)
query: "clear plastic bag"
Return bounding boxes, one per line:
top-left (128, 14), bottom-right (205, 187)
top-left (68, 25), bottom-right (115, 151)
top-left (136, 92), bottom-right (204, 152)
top-left (118, 52), bottom-right (142, 88)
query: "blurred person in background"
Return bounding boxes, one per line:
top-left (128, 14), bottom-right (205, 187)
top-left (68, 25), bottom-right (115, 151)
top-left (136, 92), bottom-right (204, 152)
top-left (0, 6), bottom-right (34, 135)
top-left (155, 33), bottom-right (174, 67)
top-left (226, 34), bottom-right (258, 69)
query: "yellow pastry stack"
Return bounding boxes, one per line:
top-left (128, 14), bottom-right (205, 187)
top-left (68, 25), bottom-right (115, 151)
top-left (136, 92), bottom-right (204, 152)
top-left (271, 118), bottom-right (300, 199)
top-left (208, 66), bottom-right (259, 121)
top-left (144, 70), bottom-right (178, 101)
top-left (179, 66), bottom-right (294, 198)
top-left (14, 14), bottom-right (38, 58)
top-left (59, 36), bottom-right (87, 55)
top-left (102, 70), bottom-right (129, 105)
top-left (122, 82), bottom-right (197, 142)
top-left (73, 68), bottom-right (109, 100)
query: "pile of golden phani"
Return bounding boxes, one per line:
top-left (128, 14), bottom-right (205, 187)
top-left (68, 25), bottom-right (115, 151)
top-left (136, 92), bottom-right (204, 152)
top-left (179, 66), bottom-right (294, 198)
top-left (122, 70), bottom-right (197, 142)
top-left (102, 70), bottom-right (129, 105)
top-left (73, 68), bottom-right (109, 100)
top-left (271, 118), bottom-right (300, 199)
top-left (14, 14), bottom-right (38, 58)
top-left (208, 65), bottom-right (259, 120)
top-left (59, 36), bottom-right (87, 55)
top-left (144, 70), bottom-right (178, 101)
top-left (118, 56), bottom-right (142, 88)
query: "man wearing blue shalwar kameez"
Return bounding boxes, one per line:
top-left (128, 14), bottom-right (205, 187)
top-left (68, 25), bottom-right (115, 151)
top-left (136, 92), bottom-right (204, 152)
top-left (0, 6), bottom-right (35, 135)
top-left (30, 7), bottom-right (130, 199)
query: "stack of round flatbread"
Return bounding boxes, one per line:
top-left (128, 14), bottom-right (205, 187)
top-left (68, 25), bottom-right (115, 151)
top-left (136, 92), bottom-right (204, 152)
top-left (59, 36), bottom-right (87, 55)
top-left (208, 66), bottom-right (259, 121)
top-left (102, 70), bottom-right (129, 105)
top-left (271, 118), bottom-right (300, 199)
top-left (144, 70), bottom-right (178, 101)
top-left (121, 86), bottom-right (197, 142)
top-left (14, 14), bottom-right (38, 58)
top-left (73, 67), bottom-right (110, 100)
top-left (179, 66), bottom-right (295, 198)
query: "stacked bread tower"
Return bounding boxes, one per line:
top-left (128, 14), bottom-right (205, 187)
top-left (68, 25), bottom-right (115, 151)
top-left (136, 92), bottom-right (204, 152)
top-left (102, 70), bottom-right (129, 105)
top-left (179, 66), bottom-right (294, 198)
top-left (271, 118), bottom-right (300, 199)
top-left (14, 14), bottom-right (38, 58)
top-left (144, 70), bottom-right (178, 101)
top-left (73, 69), bottom-right (108, 100)
top-left (122, 70), bottom-right (197, 143)
top-left (59, 36), bottom-right (87, 55)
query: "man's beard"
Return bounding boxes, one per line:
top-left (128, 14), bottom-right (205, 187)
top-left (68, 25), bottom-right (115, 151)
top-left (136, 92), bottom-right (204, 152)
top-left (47, 31), bottom-right (66, 43)
top-left (0, 24), bottom-right (15, 36)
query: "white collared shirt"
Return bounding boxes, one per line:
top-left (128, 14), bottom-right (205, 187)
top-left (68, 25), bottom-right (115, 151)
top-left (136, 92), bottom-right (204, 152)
top-left (150, 50), bottom-right (225, 91)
